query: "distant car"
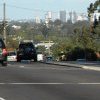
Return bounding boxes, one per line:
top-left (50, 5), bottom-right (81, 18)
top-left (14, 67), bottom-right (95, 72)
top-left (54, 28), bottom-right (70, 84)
top-left (46, 56), bottom-right (53, 61)
top-left (0, 38), bottom-right (7, 66)
top-left (7, 51), bottom-right (17, 61)
top-left (17, 42), bottom-right (37, 62)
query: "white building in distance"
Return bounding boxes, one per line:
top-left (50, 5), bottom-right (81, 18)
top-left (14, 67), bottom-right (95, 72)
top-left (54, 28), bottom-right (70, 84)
top-left (45, 11), bottom-right (52, 27)
top-left (35, 16), bottom-right (41, 24)
top-left (12, 25), bottom-right (21, 30)
top-left (77, 14), bottom-right (87, 21)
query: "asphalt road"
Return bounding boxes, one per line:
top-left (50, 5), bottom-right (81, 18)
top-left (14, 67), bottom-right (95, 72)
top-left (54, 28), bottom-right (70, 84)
top-left (0, 62), bottom-right (100, 100)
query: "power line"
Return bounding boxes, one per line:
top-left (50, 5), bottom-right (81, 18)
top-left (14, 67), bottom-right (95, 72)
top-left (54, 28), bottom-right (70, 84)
top-left (6, 4), bottom-right (87, 15)
top-left (7, 4), bottom-right (53, 13)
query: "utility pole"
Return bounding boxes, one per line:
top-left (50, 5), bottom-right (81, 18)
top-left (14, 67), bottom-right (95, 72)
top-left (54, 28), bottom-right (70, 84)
top-left (3, 2), bottom-right (7, 45)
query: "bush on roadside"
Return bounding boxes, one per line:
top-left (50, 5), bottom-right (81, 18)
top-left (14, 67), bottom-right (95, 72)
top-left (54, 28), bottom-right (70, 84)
top-left (66, 47), bottom-right (97, 61)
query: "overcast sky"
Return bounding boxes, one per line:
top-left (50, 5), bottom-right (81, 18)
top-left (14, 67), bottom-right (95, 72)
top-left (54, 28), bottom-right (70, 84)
top-left (0, 0), bottom-right (96, 20)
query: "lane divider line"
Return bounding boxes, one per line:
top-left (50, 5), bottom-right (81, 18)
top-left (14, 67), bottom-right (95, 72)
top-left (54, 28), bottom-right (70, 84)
top-left (0, 82), bottom-right (100, 85)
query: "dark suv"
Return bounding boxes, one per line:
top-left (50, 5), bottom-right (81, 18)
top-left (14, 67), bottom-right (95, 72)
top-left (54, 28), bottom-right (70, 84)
top-left (0, 38), bottom-right (7, 66)
top-left (17, 42), bottom-right (37, 62)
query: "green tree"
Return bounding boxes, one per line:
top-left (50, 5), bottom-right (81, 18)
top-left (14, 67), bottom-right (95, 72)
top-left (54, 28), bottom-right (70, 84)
top-left (88, 3), bottom-right (95, 17)
top-left (80, 27), bottom-right (94, 49)
top-left (88, 0), bottom-right (100, 34)
top-left (6, 36), bottom-right (19, 49)
top-left (87, 0), bottom-right (100, 52)
top-left (37, 46), bottom-right (45, 54)
top-left (40, 24), bottom-right (49, 39)
top-left (94, 24), bottom-right (100, 37)
top-left (73, 26), bottom-right (97, 51)
top-left (0, 23), bottom-right (3, 30)
top-left (51, 38), bottom-right (74, 58)
top-left (88, 0), bottom-right (100, 17)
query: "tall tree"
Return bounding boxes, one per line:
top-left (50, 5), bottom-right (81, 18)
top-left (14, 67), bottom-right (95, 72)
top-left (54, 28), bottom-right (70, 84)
top-left (87, 0), bottom-right (100, 36)
top-left (88, 0), bottom-right (100, 17)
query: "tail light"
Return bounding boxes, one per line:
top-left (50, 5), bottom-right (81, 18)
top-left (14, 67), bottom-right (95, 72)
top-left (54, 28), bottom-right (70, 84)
top-left (2, 49), bottom-right (7, 56)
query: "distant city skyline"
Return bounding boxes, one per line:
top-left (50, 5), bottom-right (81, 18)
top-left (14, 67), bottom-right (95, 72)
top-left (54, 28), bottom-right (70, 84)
top-left (0, 0), bottom-right (96, 20)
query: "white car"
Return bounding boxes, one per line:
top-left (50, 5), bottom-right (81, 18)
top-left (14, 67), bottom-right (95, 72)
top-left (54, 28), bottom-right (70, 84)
top-left (7, 51), bottom-right (17, 61)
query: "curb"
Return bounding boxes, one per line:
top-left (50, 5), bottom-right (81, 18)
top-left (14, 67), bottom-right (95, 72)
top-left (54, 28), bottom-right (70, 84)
top-left (45, 62), bottom-right (83, 68)
top-left (82, 66), bottom-right (100, 71)
top-left (41, 61), bottom-right (100, 71)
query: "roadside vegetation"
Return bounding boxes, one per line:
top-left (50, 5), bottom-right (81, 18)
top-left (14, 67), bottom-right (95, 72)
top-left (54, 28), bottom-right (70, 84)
top-left (0, 0), bottom-right (100, 61)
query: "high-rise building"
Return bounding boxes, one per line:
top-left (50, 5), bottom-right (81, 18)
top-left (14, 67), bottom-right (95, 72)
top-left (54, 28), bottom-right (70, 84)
top-left (45, 11), bottom-right (52, 27)
top-left (48, 12), bottom-right (52, 20)
top-left (60, 11), bottom-right (66, 22)
top-left (73, 11), bottom-right (78, 23)
top-left (68, 11), bottom-right (87, 23)
top-left (35, 16), bottom-right (41, 24)
top-left (69, 12), bottom-right (73, 23)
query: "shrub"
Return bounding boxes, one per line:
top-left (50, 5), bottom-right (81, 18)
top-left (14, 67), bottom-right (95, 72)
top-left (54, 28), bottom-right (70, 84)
top-left (66, 47), bottom-right (97, 61)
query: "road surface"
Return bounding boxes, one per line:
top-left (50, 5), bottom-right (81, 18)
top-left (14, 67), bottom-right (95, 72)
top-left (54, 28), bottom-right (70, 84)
top-left (0, 62), bottom-right (100, 100)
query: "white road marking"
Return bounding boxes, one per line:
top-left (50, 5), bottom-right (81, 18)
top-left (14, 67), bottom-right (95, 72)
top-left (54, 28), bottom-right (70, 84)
top-left (0, 97), bottom-right (5, 100)
top-left (82, 66), bottom-right (100, 71)
top-left (10, 83), bottom-right (66, 85)
top-left (79, 83), bottom-right (100, 85)
top-left (0, 82), bottom-right (100, 85)
top-left (0, 83), bottom-right (5, 85)
top-left (19, 66), bottom-right (24, 68)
